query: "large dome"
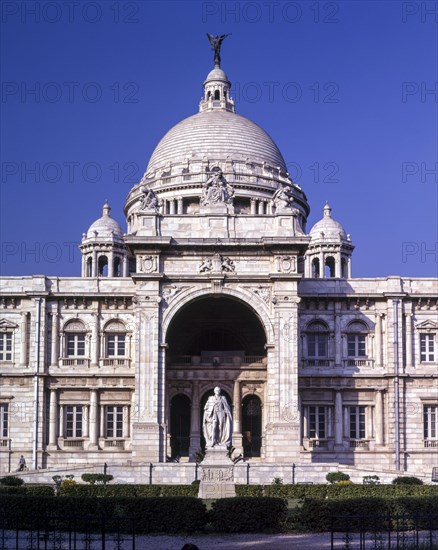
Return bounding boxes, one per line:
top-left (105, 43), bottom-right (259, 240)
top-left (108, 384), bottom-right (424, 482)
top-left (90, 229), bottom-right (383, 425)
top-left (146, 110), bottom-right (287, 176)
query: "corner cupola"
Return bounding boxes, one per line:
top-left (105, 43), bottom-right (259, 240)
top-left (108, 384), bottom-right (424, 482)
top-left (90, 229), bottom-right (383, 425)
top-left (79, 201), bottom-right (129, 278)
top-left (304, 202), bottom-right (354, 278)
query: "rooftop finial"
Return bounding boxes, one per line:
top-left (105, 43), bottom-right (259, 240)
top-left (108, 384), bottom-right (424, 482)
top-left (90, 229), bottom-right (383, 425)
top-left (206, 33), bottom-right (231, 67)
top-left (103, 200), bottom-right (111, 216)
top-left (323, 201), bottom-right (332, 217)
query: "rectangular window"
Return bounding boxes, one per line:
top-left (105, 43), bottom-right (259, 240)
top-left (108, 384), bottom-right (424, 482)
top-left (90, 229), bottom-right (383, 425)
top-left (107, 334), bottom-right (125, 357)
top-left (105, 406), bottom-right (123, 438)
top-left (308, 334), bottom-right (328, 358)
top-left (349, 406), bottom-right (366, 439)
top-left (65, 405), bottom-right (83, 437)
top-left (347, 335), bottom-right (366, 357)
top-left (0, 333), bottom-right (12, 361)
top-left (424, 405), bottom-right (437, 439)
top-left (307, 406), bottom-right (326, 439)
top-left (66, 334), bottom-right (85, 357)
top-left (0, 404), bottom-right (8, 438)
top-left (420, 334), bottom-right (435, 362)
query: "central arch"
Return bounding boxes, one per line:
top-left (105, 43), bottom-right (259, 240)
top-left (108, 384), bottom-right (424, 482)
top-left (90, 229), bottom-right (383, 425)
top-left (165, 294), bottom-right (268, 460)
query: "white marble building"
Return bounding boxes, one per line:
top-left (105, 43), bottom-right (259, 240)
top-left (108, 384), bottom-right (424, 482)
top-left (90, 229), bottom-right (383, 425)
top-left (0, 52), bottom-right (437, 484)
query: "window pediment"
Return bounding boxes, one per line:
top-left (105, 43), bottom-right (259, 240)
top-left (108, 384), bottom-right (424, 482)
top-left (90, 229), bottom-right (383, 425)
top-left (0, 319), bottom-right (18, 332)
top-left (416, 320), bottom-right (438, 332)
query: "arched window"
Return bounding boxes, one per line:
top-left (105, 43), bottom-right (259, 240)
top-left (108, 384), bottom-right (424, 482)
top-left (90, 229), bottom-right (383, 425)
top-left (312, 258), bottom-right (320, 278)
top-left (170, 394), bottom-right (191, 458)
top-left (325, 256), bottom-right (335, 278)
top-left (214, 89), bottom-right (220, 100)
top-left (86, 257), bottom-right (92, 277)
top-left (104, 320), bottom-right (127, 358)
top-left (242, 395), bottom-right (262, 457)
top-left (306, 321), bottom-right (329, 364)
top-left (63, 320), bottom-right (87, 359)
top-left (346, 321), bottom-right (368, 358)
top-left (98, 255), bottom-right (108, 277)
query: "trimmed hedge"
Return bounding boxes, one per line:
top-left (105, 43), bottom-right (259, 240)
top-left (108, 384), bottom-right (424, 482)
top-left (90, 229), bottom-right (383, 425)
top-left (210, 497), bottom-right (288, 533)
top-left (59, 483), bottom-right (196, 497)
top-left (299, 496), bottom-right (438, 532)
top-left (236, 484), bottom-right (438, 499)
top-left (0, 485), bottom-right (54, 496)
top-left (0, 495), bottom-right (208, 534)
top-left (0, 476), bottom-right (24, 487)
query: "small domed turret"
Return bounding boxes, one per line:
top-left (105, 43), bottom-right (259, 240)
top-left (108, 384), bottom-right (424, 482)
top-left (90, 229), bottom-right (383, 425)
top-left (79, 202), bottom-right (128, 277)
top-left (305, 202), bottom-right (354, 278)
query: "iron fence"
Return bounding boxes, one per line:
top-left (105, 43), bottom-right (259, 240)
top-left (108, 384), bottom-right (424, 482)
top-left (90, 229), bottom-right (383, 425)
top-left (330, 514), bottom-right (438, 550)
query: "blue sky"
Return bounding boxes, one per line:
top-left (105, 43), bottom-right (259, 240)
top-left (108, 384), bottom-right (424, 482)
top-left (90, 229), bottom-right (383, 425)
top-left (1, 0), bottom-right (437, 278)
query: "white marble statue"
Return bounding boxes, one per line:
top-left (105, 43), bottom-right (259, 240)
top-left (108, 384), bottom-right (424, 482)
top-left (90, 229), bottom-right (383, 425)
top-left (203, 386), bottom-right (232, 448)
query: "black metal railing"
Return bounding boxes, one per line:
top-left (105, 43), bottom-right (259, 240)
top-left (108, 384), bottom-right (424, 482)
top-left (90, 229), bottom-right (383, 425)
top-left (330, 514), bottom-right (438, 550)
top-left (0, 513), bottom-right (137, 550)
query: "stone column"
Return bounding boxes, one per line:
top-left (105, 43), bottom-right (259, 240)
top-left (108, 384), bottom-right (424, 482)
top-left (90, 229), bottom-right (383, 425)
top-left (91, 315), bottom-right (99, 367)
top-left (347, 257), bottom-right (352, 278)
top-left (48, 389), bottom-right (58, 448)
top-left (319, 250), bottom-right (324, 278)
top-left (122, 256), bottom-right (128, 277)
top-left (232, 380), bottom-right (242, 454)
top-left (20, 312), bottom-right (28, 367)
top-left (335, 256), bottom-right (341, 278)
top-left (83, 405), bottom-right (89, 438)
top-left (302, 406), bottom-right (308, 439)
top-left (375, 313), bottom-right (382, 367)
top-left (50, 313), bottom-right (58, 367)
top-left (189, 381), bottom-right (200, 459)
top-left (100, 405), bottom-right (105, 438)
top-left (335, 304), bottom-right (342, 367)
top-left (258, 200), bottom-right (264, 215)
top-left (177, 197), bottom-right (183, 215)
top-left (250, 198), bottom-right (257, 215)
top-left (89, 390), bottom-right (98, 449)
top-left (92, 249), bottom-right (98, 277)
top-left (59, 405), bottom-right (64, 438)
top-left (108, 251), bottom-right (114, 277)
top-left (123, 406), bottom-right (130, 438)
top-left (405, 313), bottom-right (413, 368)
top-left (169, 199), bottom-right (176, 215)
top-left (334, 391), bottom-right (343, 447)
top-left (375, 390), bottom-right (384, 445)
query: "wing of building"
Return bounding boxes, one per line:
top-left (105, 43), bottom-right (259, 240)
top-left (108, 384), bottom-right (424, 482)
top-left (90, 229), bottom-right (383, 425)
top-left (1, 49), bottom-right (437, 484)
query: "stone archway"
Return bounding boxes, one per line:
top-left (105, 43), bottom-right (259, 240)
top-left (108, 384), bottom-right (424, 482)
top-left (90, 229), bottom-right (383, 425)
top-left (165, 294), bottom-right (268, 460)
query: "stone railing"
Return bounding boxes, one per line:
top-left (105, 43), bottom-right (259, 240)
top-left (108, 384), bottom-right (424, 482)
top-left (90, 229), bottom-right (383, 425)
top-left (302, 359), bottom-right (335, 367)
top-left (168, 355), bottom-right (266, 366)
top-left (102, 439), bottom-right (125, 449)
top-left (343, 358), bottom-right (375, 368)
top-left (101, 358), bottom-right (131, 367)
top-left (60, 358), bottom-right (90, 367)
top-left (61, 439), bottom-right (84, 450)
top-left (424, 440), bottom-right (438, 448)
top-left (349, 439), bottom-right (370, 449)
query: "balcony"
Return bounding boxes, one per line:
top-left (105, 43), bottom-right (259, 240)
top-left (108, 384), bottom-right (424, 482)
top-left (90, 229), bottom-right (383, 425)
top-left (60, 358), bottom-right (90, 367)
top-left (168, 354), bottom-right (266, 367)
top-left (302, 359), bottom-right (334, 368)
top-left (343, 358), bottom-right (375, 368)
top-left (0, 439), bottom-right (10, 449)
top-left (102, 439), bottom-right (125, 450)
top-left (349, 439), bottom-right (370, 449)
top-left (424, 440), bottom-right (438, 448)
top-left (61, 438), bottom-right (84, 450)
top-left (101, 358), bottom-right (131, 367)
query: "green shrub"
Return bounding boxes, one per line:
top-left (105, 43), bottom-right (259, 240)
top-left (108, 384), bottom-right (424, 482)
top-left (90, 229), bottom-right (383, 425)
top-left (235, 485), bottom-right (264, 497)
top-left (326, 472), bottom-right (350, 484)
top-left (0, 495), bottom-right (208, 533)
top-left (81, 473), bottom-right (114, 485)
top-left (210, 497), bottom-right (288, 533)
top-left (0, 476), bottom-right (24, 487)
top-left (392, 476), bottom-right (424, 485)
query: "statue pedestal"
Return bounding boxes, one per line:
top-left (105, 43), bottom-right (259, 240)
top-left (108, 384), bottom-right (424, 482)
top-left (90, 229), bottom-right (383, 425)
top-left (198, 447), bottom-right (236, 499)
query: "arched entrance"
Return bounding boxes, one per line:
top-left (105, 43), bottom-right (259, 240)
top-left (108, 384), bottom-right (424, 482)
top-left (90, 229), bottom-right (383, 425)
top-left (165, 295), bottom-right (267, 460)
top-left (169, 394), bottom-right (191, 459)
